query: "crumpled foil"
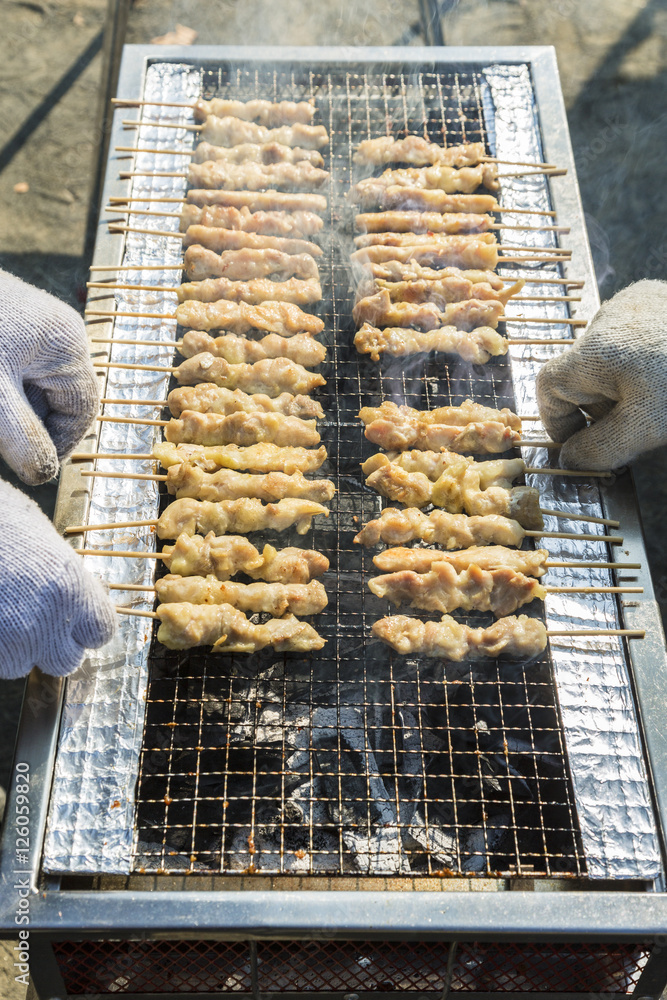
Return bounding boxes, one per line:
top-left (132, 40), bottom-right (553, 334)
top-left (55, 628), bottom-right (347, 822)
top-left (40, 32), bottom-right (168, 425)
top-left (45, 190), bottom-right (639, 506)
top-left (43, 59), bottom-right (661, 881)
top-left (483, 63), bottom-right (661, 879)
top-left (43, 62), bottom-right (201, 873)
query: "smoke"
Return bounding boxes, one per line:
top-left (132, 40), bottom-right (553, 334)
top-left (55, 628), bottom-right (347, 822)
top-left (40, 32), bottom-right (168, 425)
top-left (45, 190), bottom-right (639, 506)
top-left (584, 212), bottom-right (615, 293)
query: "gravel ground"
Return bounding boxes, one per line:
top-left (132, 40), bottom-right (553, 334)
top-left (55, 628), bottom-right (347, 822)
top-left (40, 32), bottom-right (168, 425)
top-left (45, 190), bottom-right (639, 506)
top-left (0, 3), bottom-right (666, 996)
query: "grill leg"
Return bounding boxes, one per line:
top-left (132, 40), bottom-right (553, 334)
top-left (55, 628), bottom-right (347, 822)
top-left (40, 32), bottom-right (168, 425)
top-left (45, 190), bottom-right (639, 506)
top-left (632, 942), bottom-right (667, 999)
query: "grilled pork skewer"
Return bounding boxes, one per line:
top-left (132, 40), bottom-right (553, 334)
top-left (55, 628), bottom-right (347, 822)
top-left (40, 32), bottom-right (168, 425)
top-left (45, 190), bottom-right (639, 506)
top-left (166, 464), bottom-right (336, 504)
top-left (349, 184), bottom-right (500, 213)
top-left (370, 563), bottom-right (546, 617)
top-left (156, 441), bottom-right (326, 475)
top-left (183, 189), bottom-right (327, 212)
top-left (362, 453), bottom-right (542, 528)
top-left (163, 410), bottom-right (321, 449)
top-left (176, 204), bottom-right (324, 237)
top-left (354, 323), bottom-right (507, 364)
top-left (179, 330), bottom-right (326, 367)
top-left (190, 141), bottom-right (324, 167)
top-left (374, 545), bottom-right (548, 576)
top-left (179, 224), bottom-right (322, 257)
top-left (184, 246), bottom-right (319, 281)
top-left (357, 275), bottom-right (523, 308)
top-left (184, 160), bottom-right (328, 191)
top-left (193, 98), bottom-right (316, 126)
top-left (176, 275), bottom-right (322, 306)
top-left (359, 260), bottom-right (507, 288)
top-left (358, 400), bottom-right (521, 453)
top-left (353, 291), bottom-right (504, 332)
top-left (356, 211), bottom-right (495, 234)
top-left (167, 384), bottom-right (324, 419)
top-left (373, 613), bottom-right (547, 660)
top-left (173, 353), bottom-right (325, 396)
top-left (351, 164), bottom-right (500, 199)
top-left (353, 230), bottom-right (499, 251)
top-left (162, 532), bottom-right (329, 582)
top-left (156, 497), bottom-right (329, 539)
top-left (173, 298), bottom-right (324, 336)
top-left (354, 509), bottom-right (621, 549)
top-left (351, 240), bottom-right (498, 271)
top-left (156, 604), bottom-right (325, 653)
top-left (195, 116), bottom-right (329, 149)
top-left (354, 138), bottom-right (486, 168)
top-left (156, 575), bottom-right (328, 616)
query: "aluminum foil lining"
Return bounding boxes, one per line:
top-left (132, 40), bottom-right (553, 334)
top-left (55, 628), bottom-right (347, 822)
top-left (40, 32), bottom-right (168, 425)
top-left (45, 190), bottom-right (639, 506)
top-left (483, 63), bottom-right (660, 879)
top-left (43, 59), bottom-right (661, 880)
top-left (43, 62), bottom-right (200, 873)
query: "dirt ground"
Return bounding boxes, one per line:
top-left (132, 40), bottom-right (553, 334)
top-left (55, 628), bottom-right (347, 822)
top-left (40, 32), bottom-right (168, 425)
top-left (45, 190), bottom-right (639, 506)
top-left (1, 2), bottom-right (667, 997)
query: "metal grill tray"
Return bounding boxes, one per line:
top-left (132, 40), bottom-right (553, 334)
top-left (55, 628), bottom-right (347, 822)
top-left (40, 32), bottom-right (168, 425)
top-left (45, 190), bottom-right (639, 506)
top-left (42, 47), bottom-right (663, 882)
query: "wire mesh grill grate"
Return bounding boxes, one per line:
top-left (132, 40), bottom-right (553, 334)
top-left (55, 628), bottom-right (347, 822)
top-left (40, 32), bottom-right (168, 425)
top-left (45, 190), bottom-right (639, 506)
top-left (132, 62), bottom-right (586, 878)
top-left (52, 938), bottom-right (650, 995)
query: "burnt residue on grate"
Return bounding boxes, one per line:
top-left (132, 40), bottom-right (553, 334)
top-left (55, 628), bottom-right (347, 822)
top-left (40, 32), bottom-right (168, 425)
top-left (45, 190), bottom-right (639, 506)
top-left (132, 65), bottom-right (585, 878)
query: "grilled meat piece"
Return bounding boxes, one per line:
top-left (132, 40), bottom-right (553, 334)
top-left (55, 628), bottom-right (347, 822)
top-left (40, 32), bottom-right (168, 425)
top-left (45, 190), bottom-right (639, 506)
top-left (350, 163), bottom-right (499, 197)
top-left (353, 323), bottom-right (507, 364)
top-left (351, 240), bottom-right (498, 270)
top-left (156, 497), bottom-right (329, 539)
top-left (186, 189), bottom-right (327, 212)
top-left (193, 98), bottom-right (316, 126)
top-left (154, 441), bottom-right (326, 475)
top-left (175, 297), bottom-right (324, 335)
top-left (166, 464), bottom-right (335, 504)
top-left (167, 384), bottom-right (324, 420)
top-left (352, 290), bottom-right (504, 331)
top-left (370, 562), bottom-right (546, 617)
top-left (359, 400), bottom-right (521, 453)
top-left (161, 531), bottom-right (328, 583)
top-left (164, 410), bottom-right (320, 449)
top-left (348, 184), bottom-right (498, 214)
top-left (188, 159), bottom-right (328, 191)
top-left (373, 545), bottom-right (549, 577)
top-left (184, 245), bottom-right (319, 281)
top-left (198, 115), bottom-right (328, 149)
top-left (179, 204), bottom-right (324, 238)
top-left (176, 275), bottom-right (322, 306)
top-left (357, 275), bottom-right (523, 308)
top-left (353, 138), bottom-right (486, 168)
top-left (179, 330), bottom-right (326, 368)
top-left (157, 603), bottom-right (325, 652)
top-left (183, 224), bottom-right (322, 257)
top-left (372, 614), bottom-right (547, 660)
top-left (355, 210), bottom-right (492, 234)
top-left (192, 141), bottom-right (323, 167)
top-left (354, 509), bottom-right (531, 549)
top-left (156, 575), bottom-right (328, 616)
top-left (174, 353), bottom-right (325, 396)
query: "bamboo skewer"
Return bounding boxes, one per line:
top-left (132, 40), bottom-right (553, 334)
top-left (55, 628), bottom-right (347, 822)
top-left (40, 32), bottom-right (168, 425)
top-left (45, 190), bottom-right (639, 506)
top-left (540, 508), bottom-right (619, 528)
top-left (105, 203), bottom-right (569, 234)
top-left (116, 607), bottom-right (159, 619)
top-left (91, 338), bottom-right (179, 347)
top-left (87, 281), bottom-right (179, 291)
top-left (83, 548), bottom-right (640, 578)
top-left (85, 305), bottom-right (585, 328)
top-left (100, 397), bottom-right (166, 405)
top-left (64, 517), bottom-right (622, 544)
top-left (89, 264), bottom-right (184, 272)
top-left (111, 604), bottom-right (646, 637)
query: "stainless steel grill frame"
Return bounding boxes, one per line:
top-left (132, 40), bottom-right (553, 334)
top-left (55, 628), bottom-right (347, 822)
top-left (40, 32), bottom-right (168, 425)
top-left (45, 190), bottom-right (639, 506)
top-left (2, 44), bottom-right (667, 1000)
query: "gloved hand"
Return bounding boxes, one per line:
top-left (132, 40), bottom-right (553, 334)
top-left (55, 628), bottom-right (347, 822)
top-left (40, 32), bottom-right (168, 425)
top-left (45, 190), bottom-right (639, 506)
top-left (0, 479), bottom-right (116, 679)
top-left (0, 269), bottom-right (99, 485)
top-left (536, 280), bottom-right (667, 470)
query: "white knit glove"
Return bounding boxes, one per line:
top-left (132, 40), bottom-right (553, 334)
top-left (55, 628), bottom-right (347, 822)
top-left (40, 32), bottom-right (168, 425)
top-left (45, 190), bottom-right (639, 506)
top-left (0, 269), bottom-right (99, 485)
top-left (0, 479), bottom-right (117, 679)
top-left (536, 280), bottom-right (667, 470)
